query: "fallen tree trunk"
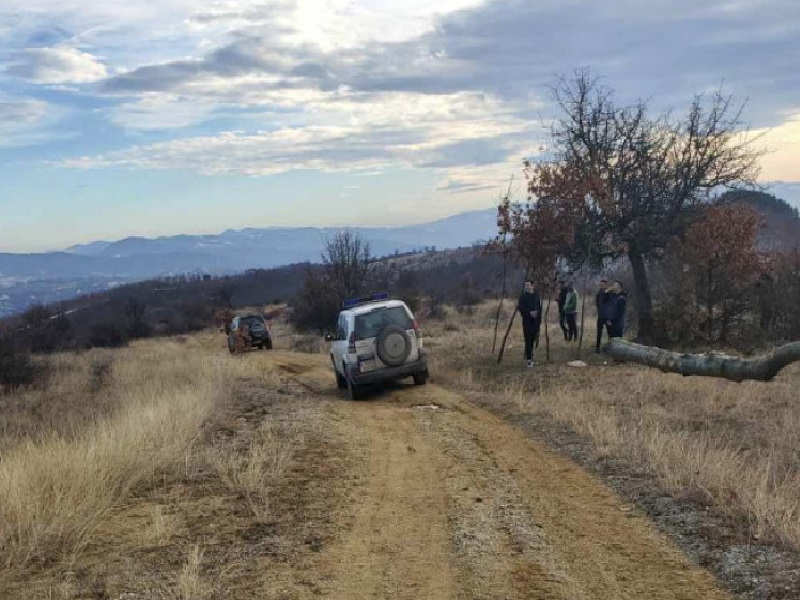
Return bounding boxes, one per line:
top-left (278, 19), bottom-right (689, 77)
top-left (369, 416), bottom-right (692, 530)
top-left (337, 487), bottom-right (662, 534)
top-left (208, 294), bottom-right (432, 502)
top-left (604, 339), bottom-right (800, 382)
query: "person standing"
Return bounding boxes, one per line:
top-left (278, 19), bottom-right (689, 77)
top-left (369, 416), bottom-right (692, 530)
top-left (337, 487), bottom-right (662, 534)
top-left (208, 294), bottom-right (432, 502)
top-left (564, 282), bottom-right (579, 341)
top-left (517, 280), bottom-right (542, 368)
top-left (595, 278), bottom-right (609, 353)
top-left (608, 281), bottom-right (628, 338)
top-left (556, 280), bottom-right (569, 340)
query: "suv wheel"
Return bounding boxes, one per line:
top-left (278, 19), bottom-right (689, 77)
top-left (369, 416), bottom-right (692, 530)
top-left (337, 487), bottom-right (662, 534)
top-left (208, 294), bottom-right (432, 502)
top-left (335, 367), bottom-right (347, 389)
top-left (413, 372), bottom-right (428, 386)
top-left (376, 324), bottom-right (411, 367)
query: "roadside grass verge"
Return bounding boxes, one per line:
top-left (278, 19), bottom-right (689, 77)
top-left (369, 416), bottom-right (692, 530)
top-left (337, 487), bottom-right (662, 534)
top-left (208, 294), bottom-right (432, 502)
top-left (209, 418), bottom-right (305, 524)
top-left (0, 337), bottom-right (238, 570)
top-left (425, 301), bottom-right (800, 549)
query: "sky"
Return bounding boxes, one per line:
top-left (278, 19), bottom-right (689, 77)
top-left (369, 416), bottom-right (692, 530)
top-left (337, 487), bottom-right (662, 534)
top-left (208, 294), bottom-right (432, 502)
top-left (2, 0), bottom-right (800, 252)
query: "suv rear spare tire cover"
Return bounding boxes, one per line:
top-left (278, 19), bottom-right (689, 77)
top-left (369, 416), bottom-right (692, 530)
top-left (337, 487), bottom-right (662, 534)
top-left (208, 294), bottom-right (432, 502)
top-left (376, 325), bottom-right (411, 367)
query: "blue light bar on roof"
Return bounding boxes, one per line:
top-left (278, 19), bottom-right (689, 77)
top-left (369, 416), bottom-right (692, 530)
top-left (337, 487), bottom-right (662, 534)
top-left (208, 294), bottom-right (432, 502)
top-left (342, 292), bottom-right (390, 309)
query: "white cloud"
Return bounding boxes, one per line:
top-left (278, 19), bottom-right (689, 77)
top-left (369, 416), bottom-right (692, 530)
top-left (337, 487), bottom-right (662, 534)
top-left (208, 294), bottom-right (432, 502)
top-left (751, 113), bottom-right (800, 181)
top-left (108, 93), bottom-right (217, 130)
top-left (0, 97), bottom-right (66, 147)
top-left (9, 0), bottom-right (800, 185)
top-left (64, 90), bottom-right (539, 175)
top-left (8, 46), bottom-right (106, 84)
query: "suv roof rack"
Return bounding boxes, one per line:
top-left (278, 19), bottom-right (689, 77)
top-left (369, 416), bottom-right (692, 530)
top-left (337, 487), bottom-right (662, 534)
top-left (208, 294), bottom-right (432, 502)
top-left (342, 292), bottom-right (390, 309)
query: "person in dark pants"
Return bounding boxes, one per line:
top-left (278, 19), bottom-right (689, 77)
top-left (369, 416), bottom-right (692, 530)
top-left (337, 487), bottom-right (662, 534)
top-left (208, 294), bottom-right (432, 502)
top-left (595, 278), bottom-right (609, 353)
top-left (564, 282), bottom-right (579, 341)
top-left (517, 280), bottom-right (542, 368)
top-left (608, 281), bottom-right (628, 338)
top-left (556, 280), bottom-right (569, 340)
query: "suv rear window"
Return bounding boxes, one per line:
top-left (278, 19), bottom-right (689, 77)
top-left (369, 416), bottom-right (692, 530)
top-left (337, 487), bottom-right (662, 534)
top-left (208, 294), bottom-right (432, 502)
top-left (242, 316), bottom-right (265, 327)
top-left (354, 306), bottom-right (412, 340)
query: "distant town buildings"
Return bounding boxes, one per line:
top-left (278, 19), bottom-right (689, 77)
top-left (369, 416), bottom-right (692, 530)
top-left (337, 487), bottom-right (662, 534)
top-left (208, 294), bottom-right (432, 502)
top-left (0, 294), bottom-right (12, 317)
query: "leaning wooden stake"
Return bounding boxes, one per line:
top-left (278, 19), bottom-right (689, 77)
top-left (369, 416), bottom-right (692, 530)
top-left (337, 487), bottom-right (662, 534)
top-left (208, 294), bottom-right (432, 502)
top-left (491, 240), bottom-right (509, 355)
top-left (604, 339), bottom-right (800, 382)
top-left (543, 292), bottom-right (553, 362)
top-left (497, 311), bottom-right (517, 364)
top-left (497, 267), bottom-right (529, 363)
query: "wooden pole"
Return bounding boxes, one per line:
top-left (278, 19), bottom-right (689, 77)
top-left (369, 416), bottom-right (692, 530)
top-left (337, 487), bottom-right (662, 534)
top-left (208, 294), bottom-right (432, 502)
top-left (497, 266), bottom-right (530, 363)
top-left (497, 311), bottom-right (517, 364)
top-left (491, 234), bottom-right (509, 355)
top-left (577, 232), bottom-right (594, 360)
top-left (543, 279), bottom-right (555, 362)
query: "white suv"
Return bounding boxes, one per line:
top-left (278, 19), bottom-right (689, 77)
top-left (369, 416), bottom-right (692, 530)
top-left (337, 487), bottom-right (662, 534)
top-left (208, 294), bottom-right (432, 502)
top-left (327, 293), bottom-right (428, 400)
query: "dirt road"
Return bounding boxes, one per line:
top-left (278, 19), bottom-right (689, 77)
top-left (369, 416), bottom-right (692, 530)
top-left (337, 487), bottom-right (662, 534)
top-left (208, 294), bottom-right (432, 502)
top-left (263, 350), bottom-right (731, 600)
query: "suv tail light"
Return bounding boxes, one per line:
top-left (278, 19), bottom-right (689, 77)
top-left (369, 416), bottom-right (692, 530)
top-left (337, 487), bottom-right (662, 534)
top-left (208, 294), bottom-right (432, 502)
top-left (348, 331), bottom-right (356, 353)
top-left (412, 319), bottom-right (421, 338)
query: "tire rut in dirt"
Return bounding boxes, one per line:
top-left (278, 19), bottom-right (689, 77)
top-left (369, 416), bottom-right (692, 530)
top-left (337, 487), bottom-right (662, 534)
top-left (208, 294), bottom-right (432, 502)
top-left (319, 403), bottom-right (457, 599)
top-left (253, 354), bottom-right (733, 600)
top-left (414, 408), bottom-right (575, 600)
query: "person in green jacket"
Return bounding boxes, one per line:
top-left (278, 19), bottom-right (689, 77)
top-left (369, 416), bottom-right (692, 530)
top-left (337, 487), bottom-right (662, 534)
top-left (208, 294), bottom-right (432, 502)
top-left (564, 282), bottom-right (579, 342)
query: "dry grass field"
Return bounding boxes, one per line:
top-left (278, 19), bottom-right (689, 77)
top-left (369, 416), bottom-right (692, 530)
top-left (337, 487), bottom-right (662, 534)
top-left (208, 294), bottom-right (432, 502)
top-left (0, 334), bottom-right (330, 598)
top-left (1, 302), bottom-right (797, 599)
top-left (425, 302), bottom-right (800, 550)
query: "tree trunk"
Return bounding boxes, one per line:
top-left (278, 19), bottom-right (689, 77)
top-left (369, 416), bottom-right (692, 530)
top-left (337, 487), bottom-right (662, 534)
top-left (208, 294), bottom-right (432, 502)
top-left (577, 270), bottom-right (589, 359)
top-left (706, 265), bottom-right (715, 342)
top-left (628, 249), bottom-right (654, 344)
top-left (543, 287), bottom-right (554, 362)
top-left (604, 338), bottom-right (800, 382)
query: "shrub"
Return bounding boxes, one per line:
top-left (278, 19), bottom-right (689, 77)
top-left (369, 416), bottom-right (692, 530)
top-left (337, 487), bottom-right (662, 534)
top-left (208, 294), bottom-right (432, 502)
top-left (0, 335), bottom-right (38, 388)
top-left (88, 322), bottom-right (129, 348)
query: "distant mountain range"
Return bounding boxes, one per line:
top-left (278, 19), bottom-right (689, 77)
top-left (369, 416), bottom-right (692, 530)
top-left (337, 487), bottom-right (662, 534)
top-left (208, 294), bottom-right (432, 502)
top-left (0, 209), bottom-right (498, 280)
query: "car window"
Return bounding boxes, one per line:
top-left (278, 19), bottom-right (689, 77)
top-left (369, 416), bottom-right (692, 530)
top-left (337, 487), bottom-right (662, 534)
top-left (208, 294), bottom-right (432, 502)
top-left (337, 315), bottom-right (346, 341)
top-left (354, 306), bottom-right (412, 340)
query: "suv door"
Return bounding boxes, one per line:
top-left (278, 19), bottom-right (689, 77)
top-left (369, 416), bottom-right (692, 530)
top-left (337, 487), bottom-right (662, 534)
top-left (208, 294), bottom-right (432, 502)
top-left (330, 313), bottom-right (347, 374)
top-left (353, 304), bottom-right (419, 370)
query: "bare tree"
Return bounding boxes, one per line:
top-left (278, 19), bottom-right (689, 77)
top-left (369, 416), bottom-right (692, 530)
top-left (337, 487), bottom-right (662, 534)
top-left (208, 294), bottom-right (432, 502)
top-left (550, 70), bottom-right (761, 342)
top-left (291, 230), bottom-right (373, 334)
top-left (322, 230), bottom-right (373, 301)
top-left (216, 282), bottom-right (237, 309)
top-left (124, 297), bottom-right (149, 338)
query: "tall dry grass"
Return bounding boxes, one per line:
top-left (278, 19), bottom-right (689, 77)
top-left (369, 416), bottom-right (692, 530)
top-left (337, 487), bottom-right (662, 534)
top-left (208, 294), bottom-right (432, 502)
top-left (0, 350), bottom-right (117, 453)
top-left (0, 336), bottom-right (243, 570)
top-left (209, 419), bottom-right (304, 523)
top-left (426, 301), bottom-right (800, 549)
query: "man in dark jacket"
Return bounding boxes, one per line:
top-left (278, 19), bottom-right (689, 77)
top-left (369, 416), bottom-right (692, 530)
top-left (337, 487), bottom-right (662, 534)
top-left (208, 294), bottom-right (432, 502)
top-left (556, 280), bottom-right (569, 340)
top-left (517, 280), bottom-right (542, 368)
top-left (607, 281), bottom-right (628, 338)
top-left (595, 278), bottom-right (609, 353)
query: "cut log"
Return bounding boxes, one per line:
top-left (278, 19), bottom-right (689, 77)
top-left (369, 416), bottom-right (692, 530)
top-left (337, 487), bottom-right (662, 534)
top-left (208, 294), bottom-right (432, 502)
top-left (604, 338), bottom-right (800, 383)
